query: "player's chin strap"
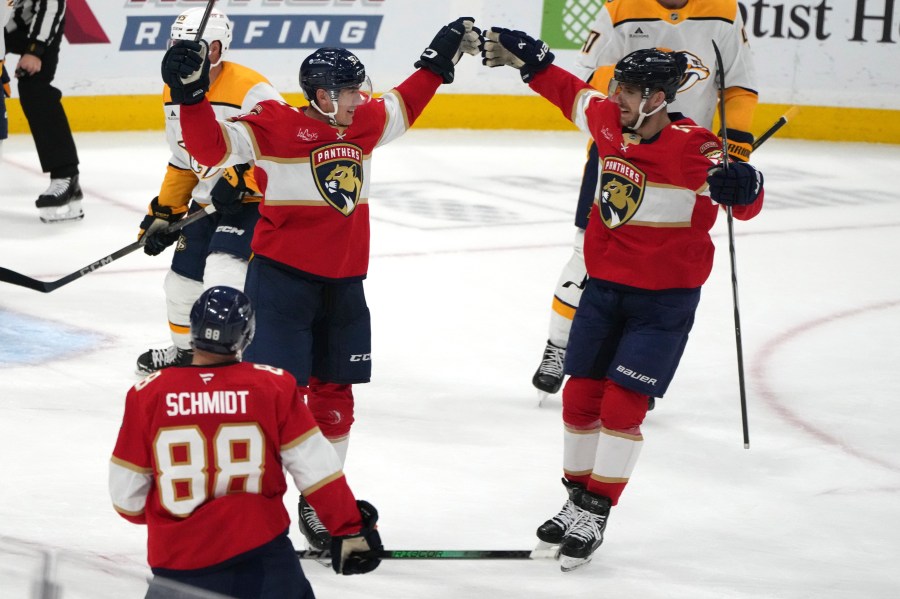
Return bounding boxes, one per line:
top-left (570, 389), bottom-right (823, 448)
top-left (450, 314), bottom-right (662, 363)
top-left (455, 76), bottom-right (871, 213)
top-left (310, 91), bottom-right (341, 126)
top-left (633, 97), bottom-right (667, 130)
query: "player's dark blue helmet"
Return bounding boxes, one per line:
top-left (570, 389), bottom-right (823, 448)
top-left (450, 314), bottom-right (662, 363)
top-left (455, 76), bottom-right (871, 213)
top-left (613, 48), bottom-right (686, 102)
top-left (189, 286), bottom-right (255, 355)
top-left (300, 47), bottom-right (367, 101)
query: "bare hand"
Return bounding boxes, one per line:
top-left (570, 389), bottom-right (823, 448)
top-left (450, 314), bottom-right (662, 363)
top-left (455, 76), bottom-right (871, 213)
top-left (16, 54), bottom-right (42, 77)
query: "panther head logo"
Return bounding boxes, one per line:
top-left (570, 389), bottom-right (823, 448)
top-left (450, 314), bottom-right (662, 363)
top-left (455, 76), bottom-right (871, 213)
top-left (311, 143), bottom-right (365, 216)
top-left (325, 164), bottom-right (361, 196)
top-left (598, 157), bottom-right (645, 228)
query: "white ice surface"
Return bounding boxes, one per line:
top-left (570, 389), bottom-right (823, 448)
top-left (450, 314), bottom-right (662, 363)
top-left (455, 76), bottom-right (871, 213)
top-left (1, 129), bottom-right (899, 598)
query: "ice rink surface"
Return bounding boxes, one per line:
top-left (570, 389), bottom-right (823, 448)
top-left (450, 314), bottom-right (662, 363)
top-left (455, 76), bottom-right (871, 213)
top-left (1, 128), bottom-right (899, 598)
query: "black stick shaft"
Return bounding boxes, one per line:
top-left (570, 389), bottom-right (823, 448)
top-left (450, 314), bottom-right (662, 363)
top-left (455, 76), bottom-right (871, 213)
top-left (296, 549), bottom-right (534, 560)
top-left (712, 40), bottom-right (750, 449)
top-left (0, 206), bottom-right (214, 293)
top-left (194, 0), bottom-right (217, 42)
top-left (752, 106), bottom-right (799, 150)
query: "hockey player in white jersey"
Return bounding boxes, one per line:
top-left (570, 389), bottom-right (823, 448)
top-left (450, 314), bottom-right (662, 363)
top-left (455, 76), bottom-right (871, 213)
top-left (531, 0), bottom-right (758, 405)
top-left (136, 7), bottom-right (284, 374)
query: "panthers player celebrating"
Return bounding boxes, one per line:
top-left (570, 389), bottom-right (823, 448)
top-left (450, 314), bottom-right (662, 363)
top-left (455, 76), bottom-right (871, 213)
top-left (110, 286), bottom-right (382, 598)
top-left (482, 33), bottom-right (765, 571)
top-left (531, 0), bottom-right (758, 406)
top-left (160, 17), bottom-right (480, 551)
top-left (136, 7), bottom-right (284, 375)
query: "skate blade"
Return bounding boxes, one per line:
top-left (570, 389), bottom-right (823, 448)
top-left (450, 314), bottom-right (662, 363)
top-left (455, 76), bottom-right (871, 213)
top-left (537, 391), bottom-right (550, 407)
top-left (39, 201), bottom-right (84, 223)
top-left (559, 554), bottom-right (593, 572)
top-left (530, 541), bottom-right (560, 559)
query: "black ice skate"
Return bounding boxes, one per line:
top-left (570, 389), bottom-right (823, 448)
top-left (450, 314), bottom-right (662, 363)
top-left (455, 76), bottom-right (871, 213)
top-left (532, 340), bottom-right (566, 397)
top-left (558, 490), bottom-right (612, 572)
top-left (136, 345), bottom-right (193, 375)
top-left (536, 478), bottom-right (585, 545)
top-left (298, 496), bottom-right (331, 551)
top-left (35, 175), bottom-right (84, 223)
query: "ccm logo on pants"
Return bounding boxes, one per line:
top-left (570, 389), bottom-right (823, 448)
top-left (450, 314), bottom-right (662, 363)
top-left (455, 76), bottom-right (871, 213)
top-left (350, 354), bottom-right (371, 362)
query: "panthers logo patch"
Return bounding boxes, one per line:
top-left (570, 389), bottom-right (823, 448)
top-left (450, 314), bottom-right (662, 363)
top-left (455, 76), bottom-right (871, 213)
top-left (598, 157), bottom-right (645, 229)
top-left (310, 143), bottom-right (364, 216)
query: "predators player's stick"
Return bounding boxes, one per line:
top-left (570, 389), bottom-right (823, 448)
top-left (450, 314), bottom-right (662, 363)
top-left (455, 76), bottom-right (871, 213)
top-left (0, 205), bottom-right (215, 293)
top-left (296, 549), bottom-right (536, 560)
top-left (753, 106), bottom-right (799, 151)
top-left (0, 0), bottom-right (221, 294)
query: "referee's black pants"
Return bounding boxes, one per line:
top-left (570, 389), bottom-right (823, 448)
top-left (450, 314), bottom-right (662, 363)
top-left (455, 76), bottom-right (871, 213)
top-left (4, 33), bottom-right (79, 179)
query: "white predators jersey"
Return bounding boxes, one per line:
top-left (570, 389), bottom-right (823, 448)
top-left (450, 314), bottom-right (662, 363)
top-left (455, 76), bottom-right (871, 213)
top-left (576, 0), bottom-right (757, 131)
top-left (160, 61), bottom-right (284, 208)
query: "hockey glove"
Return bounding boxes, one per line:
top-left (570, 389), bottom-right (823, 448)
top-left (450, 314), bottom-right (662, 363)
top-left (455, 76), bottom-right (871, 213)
top-left (211, 163), bottom-right (252, 216)
top-left (481, 27), bottom-right (554, 83)
top-left (331, 500), bottom-right (383, 575)
top-left (161, 40), bottom-right (210, 105)
top-left (707, 162), bottom-right (764, 207)
top-left (723, 128), bottom-right (754, 163)
top-left (138, 197), bottom-right (188, 256)
top-left (414, 17), bottom-right (480, 84)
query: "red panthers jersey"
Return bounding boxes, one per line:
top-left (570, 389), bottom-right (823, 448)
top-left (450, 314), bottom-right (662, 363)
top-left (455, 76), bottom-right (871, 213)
top-left (530, 65), bottom-right (763, 290)
top-left (110, 362), bottom-right (362, 570)
top-left (179, 68), bottom-right (443, 281)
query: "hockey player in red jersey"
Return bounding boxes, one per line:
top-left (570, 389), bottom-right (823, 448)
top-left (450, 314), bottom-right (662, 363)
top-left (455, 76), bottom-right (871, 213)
top-left (482, 35), bottom-right (765, 571)
top-left (530, 0), bottom-right (758, 406)
top-left (110, 286), bottom-right (382, 598)
top-left (159, 18), bottom-right (480, 551)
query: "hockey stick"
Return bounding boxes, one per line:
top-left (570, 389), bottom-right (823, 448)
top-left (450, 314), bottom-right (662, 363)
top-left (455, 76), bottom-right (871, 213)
top-left (752, 106), bottom-right (799, 151)
top-left (194, 0), bottom-right (217, 43)
top-left (0, 205), bottom-right (216, 293)
top-left (296, 549), bottom-right (535, 560)
top-left (712, 41), bottom-right (750, 449)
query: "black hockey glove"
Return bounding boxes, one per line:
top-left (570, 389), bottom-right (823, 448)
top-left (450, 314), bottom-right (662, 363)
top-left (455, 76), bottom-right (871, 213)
top-left (211, 164), bottom-right (252, 216)
top-left (161, 40), bottom-right (210, 105)
top-left (707, 161), bottom-right (764, 206)
top-left (414, 17), bottom-right (480, 84)
top-left (138, 197), bottom-right (187, 256)
top-left (331, 500), bottom-right (383, 575)
top-left (481, 27), bottom-right (554, 83)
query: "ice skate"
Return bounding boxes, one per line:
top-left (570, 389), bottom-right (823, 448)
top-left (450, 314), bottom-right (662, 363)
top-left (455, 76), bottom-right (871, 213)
top-left (558, 490), bottom-right (611, 572)
top-left (36, 175), bottom-right (84, 223)
top-left (136, 345), bottom-right (193, 375)
top-left (533, 340), bottom-right (565, 403)
top-left (536, 478), bottom-right (585, 548)
top-left (298, 495), bottom-right (331, 551)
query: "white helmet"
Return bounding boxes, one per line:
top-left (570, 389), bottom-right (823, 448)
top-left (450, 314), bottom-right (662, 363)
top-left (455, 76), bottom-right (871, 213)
top-left (170, 7), bottom-right (233, 67)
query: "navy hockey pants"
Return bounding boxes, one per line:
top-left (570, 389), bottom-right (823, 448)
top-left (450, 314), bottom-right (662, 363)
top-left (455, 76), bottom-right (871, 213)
top-left (564, 279), bottom-right (701, 397)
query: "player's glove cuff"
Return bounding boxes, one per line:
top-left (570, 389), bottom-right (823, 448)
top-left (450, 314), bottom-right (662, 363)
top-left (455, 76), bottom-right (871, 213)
top-left (723, 128), bottom-right (754, 163)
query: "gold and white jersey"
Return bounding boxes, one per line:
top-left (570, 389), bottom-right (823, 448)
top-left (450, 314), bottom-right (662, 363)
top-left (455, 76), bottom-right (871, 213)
top-left (159, 61), bottom-right (284, 209)
top-left (576, 0), bottom-right (758, 132)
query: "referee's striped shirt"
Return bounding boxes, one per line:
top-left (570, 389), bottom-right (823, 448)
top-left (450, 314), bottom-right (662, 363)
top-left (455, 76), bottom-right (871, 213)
top-left (5, 0), bottom-right (66, 55)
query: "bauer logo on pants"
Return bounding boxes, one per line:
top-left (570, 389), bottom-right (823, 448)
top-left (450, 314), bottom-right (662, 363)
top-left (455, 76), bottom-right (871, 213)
top-left (598, 157), bottom-right (645, 229)
top-left (311, 143), bottom-right (364, 217)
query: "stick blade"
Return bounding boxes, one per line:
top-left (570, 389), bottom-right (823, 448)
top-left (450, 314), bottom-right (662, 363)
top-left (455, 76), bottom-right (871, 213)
top-left (0, 268), bottom-right (52, 293)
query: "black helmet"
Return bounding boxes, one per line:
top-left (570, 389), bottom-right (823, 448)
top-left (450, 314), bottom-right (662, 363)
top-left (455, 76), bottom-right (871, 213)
top-left (299, 47), bottom-right (367, 101)
top-left (189, 286), bottom-right (256, 355)
top-left (613, 48), bottom-right (685, 102)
